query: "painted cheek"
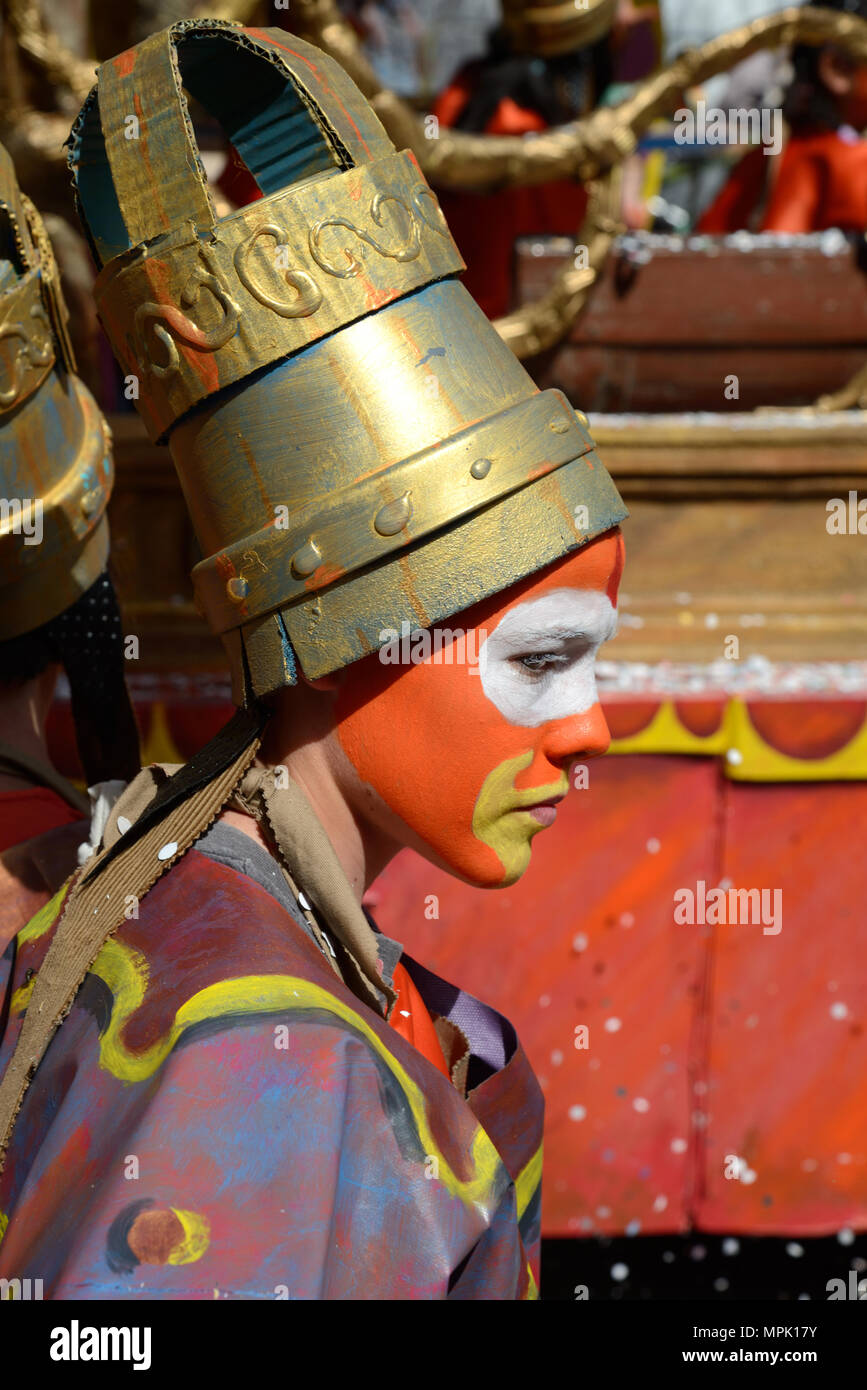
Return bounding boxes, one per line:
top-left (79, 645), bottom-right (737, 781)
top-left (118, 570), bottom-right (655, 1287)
top-left (335, 654), bottom-right (545, 880)
top-left (607, 531), bottom-right (625, 606)
top-left (334, 529), bottom-right (623, 880)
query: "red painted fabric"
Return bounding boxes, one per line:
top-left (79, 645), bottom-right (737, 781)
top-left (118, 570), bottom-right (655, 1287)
top-left (762, 130), bottom-right (867, 233)
top-left (697, 145), bottom-right (769, 233)
top-left (698, 130), bottom-right (867, 235)
top-left (389, 959), bottom-right (451, 1077)
top-left (0, 789), bottom-right (82, 853)
top-left (371, 756), bottom-right (867, 1238)
top-left (431, 82), bottom-right (588, 319)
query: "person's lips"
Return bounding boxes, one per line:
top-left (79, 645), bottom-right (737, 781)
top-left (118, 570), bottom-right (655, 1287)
top-left (522, 796), bottom-right (565, 827)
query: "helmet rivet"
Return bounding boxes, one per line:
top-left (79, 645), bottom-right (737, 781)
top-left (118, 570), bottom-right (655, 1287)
top-left (549, 418), bottom-right (570, 434)
top-left (290, 539), bottom-right (322, 578)
top-left (373, 493), bottom-right (413, 537)
top-left (226, 576), bottom-right (249, 602)
top-left (81, 487), bottom-right (101, 517)
top-left (470, 458), bottom-right (492, 480)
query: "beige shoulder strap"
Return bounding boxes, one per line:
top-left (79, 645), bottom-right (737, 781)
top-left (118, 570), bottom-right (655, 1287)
top-left (0, 725), bottom-right (261, 1170)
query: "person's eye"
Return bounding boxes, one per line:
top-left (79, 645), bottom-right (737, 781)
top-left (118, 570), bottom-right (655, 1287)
top-left (513, 652), bottom-right (570, 675)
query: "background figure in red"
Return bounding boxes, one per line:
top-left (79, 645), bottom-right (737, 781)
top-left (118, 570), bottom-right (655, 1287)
top-left (0, 146), bottom-right (139, 855)
top-left (699, 0), bottom-right (867, 235)
top-left (431, 2), bottom-right (618, 319)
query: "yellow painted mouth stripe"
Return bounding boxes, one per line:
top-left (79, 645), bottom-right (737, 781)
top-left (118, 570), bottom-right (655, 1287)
top-left (472, 750), bottom-right (569, 884)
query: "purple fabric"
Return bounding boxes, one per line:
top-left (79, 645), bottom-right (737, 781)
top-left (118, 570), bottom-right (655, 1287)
top-left (399, 953), bottom-right (516, 1076)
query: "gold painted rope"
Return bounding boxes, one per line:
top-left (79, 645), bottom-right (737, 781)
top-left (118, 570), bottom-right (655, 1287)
top-left (287, 3), bottom-right (867, 190)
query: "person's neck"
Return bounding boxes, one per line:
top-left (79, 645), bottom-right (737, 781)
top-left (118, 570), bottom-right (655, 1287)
top-left (0, 666), bottom-right (59, 794)
top-left (218, 730), bottom-right (397, 905)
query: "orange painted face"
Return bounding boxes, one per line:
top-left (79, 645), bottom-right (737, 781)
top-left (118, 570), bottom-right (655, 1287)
top-left (334, 529), bottom-right (625, 887)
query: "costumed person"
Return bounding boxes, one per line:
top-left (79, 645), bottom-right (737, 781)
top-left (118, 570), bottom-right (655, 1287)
top-left (0, 142), bottom-right (139, 948)
top-left (0, 20), bottom-right (627, 1300)
top-left (698, 0), bottom-right (867, 234)
top-left (430, 0), bottom-right (618, 318)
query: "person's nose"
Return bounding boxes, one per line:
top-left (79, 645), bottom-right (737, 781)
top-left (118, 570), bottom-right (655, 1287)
top-left (540, 699), bottom-right (612, 765)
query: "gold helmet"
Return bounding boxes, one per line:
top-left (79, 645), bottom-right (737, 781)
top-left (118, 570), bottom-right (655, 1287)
top-left (500, 0), bottom-right (618, 57)
top-left (68, 19), bottom-right (626, 705)
top-left (0, 142), bottom-right (112, 641)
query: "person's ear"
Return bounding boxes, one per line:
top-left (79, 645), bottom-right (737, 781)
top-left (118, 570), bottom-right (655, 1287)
top-left (818, 46), bottom-right (855, 98)
top-left (300, 670), bottom-right (341, 692)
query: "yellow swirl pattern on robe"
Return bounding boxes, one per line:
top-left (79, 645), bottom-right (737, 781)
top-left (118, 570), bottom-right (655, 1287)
top-left (86, 934), bottom-right (511, 1214)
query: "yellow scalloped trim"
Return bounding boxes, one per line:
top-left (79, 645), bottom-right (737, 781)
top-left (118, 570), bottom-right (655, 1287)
top-left (608, 697), bottom-right (867, 781)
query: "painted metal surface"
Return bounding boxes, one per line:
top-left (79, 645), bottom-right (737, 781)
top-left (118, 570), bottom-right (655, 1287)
top-left (368, 753), bottom-right (867, 1237)
top-left (67, 20), bottom-right (626, 700)
top-left (0, 142), bottom-right (113, 639)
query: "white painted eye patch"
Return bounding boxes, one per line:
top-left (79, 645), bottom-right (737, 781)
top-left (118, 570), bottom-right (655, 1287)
top-left (477, 589), bottom-right (617, 727)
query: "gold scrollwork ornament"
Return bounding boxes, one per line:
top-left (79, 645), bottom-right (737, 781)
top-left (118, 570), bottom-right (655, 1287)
top-left (309, 191), bottom-right (422, 278)
top-left (134, 248), bottom-right (241, 378)
top-left (234, 223), bottom-right (324, 318)
top-left (0, 301), bottom-right (54, 408)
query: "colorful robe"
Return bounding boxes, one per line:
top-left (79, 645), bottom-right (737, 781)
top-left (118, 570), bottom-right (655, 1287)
top-left (0, 826), bottom-right (543, 1298)
top-left (0, 820), bottom-right (86, 956)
